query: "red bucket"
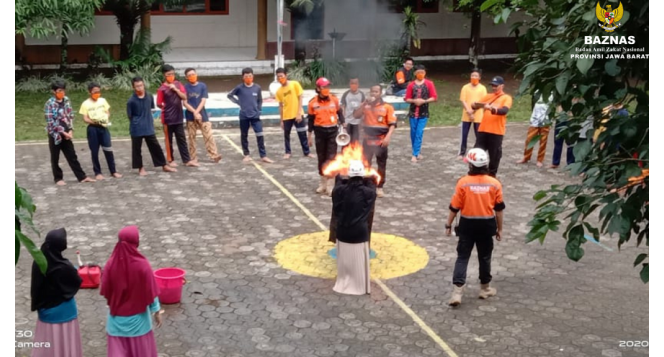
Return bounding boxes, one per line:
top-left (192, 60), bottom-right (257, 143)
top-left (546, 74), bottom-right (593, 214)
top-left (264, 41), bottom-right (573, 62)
top-left (154, 268), bottom-right (186, 304)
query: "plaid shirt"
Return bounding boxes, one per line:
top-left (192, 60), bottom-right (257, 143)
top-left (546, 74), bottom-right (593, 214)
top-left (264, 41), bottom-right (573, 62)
top-left (44, 96), bottom-right (74, 145)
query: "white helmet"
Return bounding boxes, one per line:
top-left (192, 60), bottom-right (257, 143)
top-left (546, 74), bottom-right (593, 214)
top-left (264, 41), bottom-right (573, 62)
top-left (464, 148), bottom-right (489, 167)
top-left (348, 160), bottom-right (365, 177)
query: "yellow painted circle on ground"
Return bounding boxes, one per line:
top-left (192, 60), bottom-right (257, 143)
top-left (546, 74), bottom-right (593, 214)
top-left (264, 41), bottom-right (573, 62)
top-left (274, 231), bottom-right (429, 280)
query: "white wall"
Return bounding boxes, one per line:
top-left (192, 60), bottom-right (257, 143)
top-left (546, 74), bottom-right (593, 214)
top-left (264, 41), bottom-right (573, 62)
top-left (321, 2), bottom-right (528, 42)
top-left (24, 0), bottom-right (523, 48)
top-left (24, 0), bottom-right (264, 48)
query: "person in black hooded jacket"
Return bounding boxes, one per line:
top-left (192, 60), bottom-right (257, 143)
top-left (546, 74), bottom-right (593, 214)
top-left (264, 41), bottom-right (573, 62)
top-left (330, 160), bottom-right (377, 295)
top-left (30, 228), bottom-right (84, 357)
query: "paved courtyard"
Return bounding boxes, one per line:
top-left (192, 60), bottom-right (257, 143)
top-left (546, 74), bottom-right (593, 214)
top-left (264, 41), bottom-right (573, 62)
top-left (15, 123), bottom-right (649, 357)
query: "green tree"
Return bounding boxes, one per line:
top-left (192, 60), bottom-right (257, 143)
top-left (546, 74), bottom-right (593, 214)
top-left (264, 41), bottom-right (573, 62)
top-left (15, 0), bottom-right (104, 68)
top-left (401, 6), bottom-right (426, 51)
top-left (481, 0), bottom-right (648, 282)
top-left (455, 0), bottom-right (488, 68)
top-left (101, 0), bottom-right (184, 60)
top-left (15, 182), bottom-right (47, 274)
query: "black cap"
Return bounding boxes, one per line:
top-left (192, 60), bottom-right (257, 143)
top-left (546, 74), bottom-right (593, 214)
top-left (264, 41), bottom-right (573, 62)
top-left (490, 76), bottom-right (505, 85)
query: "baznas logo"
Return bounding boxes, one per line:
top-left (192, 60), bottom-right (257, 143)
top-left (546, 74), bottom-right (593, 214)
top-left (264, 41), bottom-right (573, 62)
top-left (596, 2), bottom-right (624, 32)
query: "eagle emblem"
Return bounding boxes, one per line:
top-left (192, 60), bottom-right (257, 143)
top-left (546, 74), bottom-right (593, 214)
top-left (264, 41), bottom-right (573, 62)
top-left (596, 2), bottom-right (624, 32)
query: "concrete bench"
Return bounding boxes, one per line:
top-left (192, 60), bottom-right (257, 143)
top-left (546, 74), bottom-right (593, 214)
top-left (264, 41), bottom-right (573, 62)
top-left (152, 90), bottom-right (410, 129)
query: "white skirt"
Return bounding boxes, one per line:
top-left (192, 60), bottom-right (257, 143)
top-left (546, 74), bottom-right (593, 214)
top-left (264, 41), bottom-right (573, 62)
top-left (333, 241), bottom-right (370, 295)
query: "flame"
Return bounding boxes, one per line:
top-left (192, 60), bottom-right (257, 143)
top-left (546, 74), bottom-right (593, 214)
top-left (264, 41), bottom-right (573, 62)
top-left (323, 142), bottom-right (382, 184)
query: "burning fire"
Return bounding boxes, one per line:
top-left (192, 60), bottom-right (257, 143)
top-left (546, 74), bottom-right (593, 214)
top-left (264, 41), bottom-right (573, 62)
top-left (323, 142), bottom-right (382, 184)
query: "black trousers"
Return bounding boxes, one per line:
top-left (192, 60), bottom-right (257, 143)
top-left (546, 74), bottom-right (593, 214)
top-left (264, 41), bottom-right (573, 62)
top-left (347, 123), bottom-right (361, 144)
top-left (452, 234), bottom-right (494, 285)
top-left (362, 141), bottom-right (388, 188)
top-left (131, 135), bottom-right (167, 169)
top-left (283, 119), bottom-right (310, 155)
top-left (314, 126), bottom-right (338, 176)
top-left (475, 132), bottom-right (503, 177)
top-left (164, 123), bottom-right (191, 163)
top-left (48, 135), bottom-right (87, 183)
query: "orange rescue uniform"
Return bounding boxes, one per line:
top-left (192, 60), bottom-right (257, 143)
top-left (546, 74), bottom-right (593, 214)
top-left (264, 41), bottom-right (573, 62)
top-left (450, 174), bottom-right (506, 236)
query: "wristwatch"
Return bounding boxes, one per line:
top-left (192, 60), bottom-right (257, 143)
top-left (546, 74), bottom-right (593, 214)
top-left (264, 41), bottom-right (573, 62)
top-left (445, 224), bottom-right (452, 229)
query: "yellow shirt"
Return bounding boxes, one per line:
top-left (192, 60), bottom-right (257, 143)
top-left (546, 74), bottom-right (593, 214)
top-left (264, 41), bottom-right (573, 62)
top-left (459, 83), bottom-right (487, 123)
top-left (276, 81), bottom-right (304, 120)
top-left (79, 98), bottom-right (110, 126)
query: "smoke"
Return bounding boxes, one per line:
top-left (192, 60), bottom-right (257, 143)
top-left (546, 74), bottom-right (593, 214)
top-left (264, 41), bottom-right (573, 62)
top-left (289, 0), bottom-right (405, 59)
top-left (288, 0), bottom-right (408, 84)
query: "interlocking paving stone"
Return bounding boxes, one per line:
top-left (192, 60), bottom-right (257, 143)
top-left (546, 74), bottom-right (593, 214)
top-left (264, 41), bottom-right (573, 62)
top-left (14, 124), bottom-right (648, 356)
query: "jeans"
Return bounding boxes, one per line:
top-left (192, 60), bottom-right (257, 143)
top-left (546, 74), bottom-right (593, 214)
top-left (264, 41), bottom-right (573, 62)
top-left (283, 119), bottom-right (310, 155)
top-left (551, 123), bottom-right (575, 166)
top-left (458, 122), bottom-right (479, 156)
top-left (86, 125), bottom-right (117, 175)
top-left (409, 116), bottom-right (428, 157)
top-left (394, 88), bottom-right (407, 97)
top-left (240, 118), bottom-right (267, 158)
top-left (475, 132), bottom-right (504, 177)
top-left (452, 234), bottom-right (494, 285)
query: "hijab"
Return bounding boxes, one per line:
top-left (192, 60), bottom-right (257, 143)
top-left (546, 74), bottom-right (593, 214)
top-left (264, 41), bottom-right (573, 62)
top-left (100, 226), bottom-right (159, 316)
top-left (30, 228), bottom-right (82, 311)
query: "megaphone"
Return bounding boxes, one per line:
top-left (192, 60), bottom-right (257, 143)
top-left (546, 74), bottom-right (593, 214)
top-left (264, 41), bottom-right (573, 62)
top-left (336, 125), bottom-right (351, 146)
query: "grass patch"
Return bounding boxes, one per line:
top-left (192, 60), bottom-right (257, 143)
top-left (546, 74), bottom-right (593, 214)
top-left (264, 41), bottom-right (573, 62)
top-left (14, 81), bottom-right (531, 142)
top-left (426, 80), bottom-right (531, 126)
top-left (15, 90), bottom-right (135, 142)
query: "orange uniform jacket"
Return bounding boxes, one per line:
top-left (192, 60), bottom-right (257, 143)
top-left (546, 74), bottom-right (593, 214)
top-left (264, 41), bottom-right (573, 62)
top-left (307, 95), bottom-right (344, 131)
top-left (450, 174), bottom-right (506, 236)
top-left (362, 100), bottom-right (397, 145)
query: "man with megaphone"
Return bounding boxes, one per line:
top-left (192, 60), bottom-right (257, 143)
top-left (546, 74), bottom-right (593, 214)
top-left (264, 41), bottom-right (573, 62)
top-left (307, 77), bottom-right (346, 196)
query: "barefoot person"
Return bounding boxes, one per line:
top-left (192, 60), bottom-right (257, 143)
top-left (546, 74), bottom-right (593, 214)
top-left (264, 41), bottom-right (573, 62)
top-left (404, 64), bottom-right (438, 162)
top-left (127, 77), bottom-right (176, 175)
top-left (331, 161), bottom-right (378, 295)
top-left (183, 68), bottom-right (222, 163)
top-left (101, 226), bottom-right (163, 357)
top-left (228, 67), bottom-right (273, 163)
top-left (44, 80), bottom-right (95, 185)
top-left (79, 82), bottom-right (122, 180)
top-left (516, 91), bottom-right (552, 167)
top-left (275, 67), bottom-right (314, 159)
top-left (157, 64), bottom-right (198, 167)
top-left (445, 149), bottom-right (505, 307)
top-left (30, 228), bottom-right (83, 357)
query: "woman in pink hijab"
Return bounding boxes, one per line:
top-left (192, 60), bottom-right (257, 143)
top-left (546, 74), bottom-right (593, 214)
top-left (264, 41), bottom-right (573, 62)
top-left (101, 226), bottom-right (162, 357)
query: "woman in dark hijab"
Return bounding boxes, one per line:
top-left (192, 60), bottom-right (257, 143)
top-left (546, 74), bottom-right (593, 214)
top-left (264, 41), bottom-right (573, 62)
top-left (30, 228), bottom-right (83, 357)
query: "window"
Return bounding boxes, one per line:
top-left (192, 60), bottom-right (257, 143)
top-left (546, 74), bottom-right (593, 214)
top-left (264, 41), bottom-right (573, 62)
top-left (453, 0), bottom-right (511, 13)
top-left (97, 0), bottom-right (228, 15)
top-left (377, 0), bottom-right (439, 13)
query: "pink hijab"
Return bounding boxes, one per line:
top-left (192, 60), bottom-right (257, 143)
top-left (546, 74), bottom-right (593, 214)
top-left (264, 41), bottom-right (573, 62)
top-left (101, 226), bottom-right (159, 316)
